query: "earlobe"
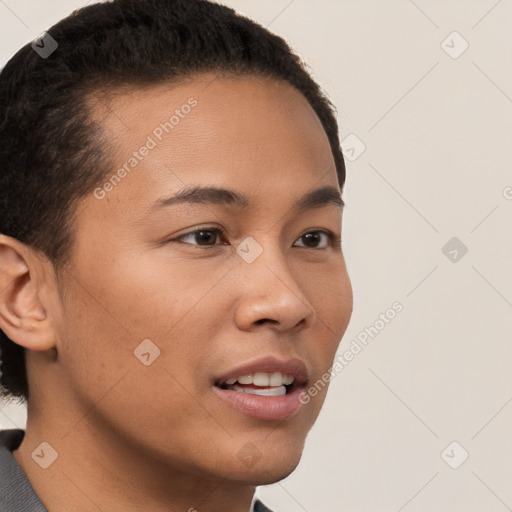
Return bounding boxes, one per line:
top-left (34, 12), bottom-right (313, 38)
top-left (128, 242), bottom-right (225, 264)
top-left (0, 235), bottom-right (56, 352)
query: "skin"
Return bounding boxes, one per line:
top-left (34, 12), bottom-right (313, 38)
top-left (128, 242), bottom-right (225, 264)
top-left (0, 73), bottom-right (353, 512)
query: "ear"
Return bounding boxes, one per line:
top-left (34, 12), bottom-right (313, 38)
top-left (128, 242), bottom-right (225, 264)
top-left (0, 234), bottom-right (56, 351)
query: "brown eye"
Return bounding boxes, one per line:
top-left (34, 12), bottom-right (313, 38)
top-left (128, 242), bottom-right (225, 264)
top-left (175, 228), bottom-right (225, 247)
top-left (293, 230), bottom-right (333, 249)
top-left (171, 226), bottom-right (337, 250)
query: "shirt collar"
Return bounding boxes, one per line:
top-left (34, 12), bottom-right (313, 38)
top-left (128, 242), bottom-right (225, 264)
top-left (250, 492), bottom-right (257, 511)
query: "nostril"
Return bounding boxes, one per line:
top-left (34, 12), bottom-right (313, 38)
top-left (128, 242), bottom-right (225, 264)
top-left (255, 318), bottom-right (273, 325)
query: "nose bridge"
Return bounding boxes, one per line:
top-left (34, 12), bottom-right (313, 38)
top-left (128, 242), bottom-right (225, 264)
top-left (235, 233), bottom-right (297, 289)
top-left (233, 233), bottom-right (315, 329)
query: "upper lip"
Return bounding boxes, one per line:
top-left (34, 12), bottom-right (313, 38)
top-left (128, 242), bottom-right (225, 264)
top-left (214, 356), bottom-right (309, 386)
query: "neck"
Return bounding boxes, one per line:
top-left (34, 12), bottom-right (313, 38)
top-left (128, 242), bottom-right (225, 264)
top-left (13, 400), bottom-right (256, 512)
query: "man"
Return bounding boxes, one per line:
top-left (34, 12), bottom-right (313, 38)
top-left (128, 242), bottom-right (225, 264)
top-left (0, 1), bottom-right (353, 510)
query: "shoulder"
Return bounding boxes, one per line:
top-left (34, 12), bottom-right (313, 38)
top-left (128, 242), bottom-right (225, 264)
top-left (254, 498), bottom-right (276, 512)
top-left (0, 429), bottom-right (47, 511)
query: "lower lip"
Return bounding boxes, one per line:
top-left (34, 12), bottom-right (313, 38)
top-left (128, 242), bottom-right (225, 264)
top-left (213, 385), bottom-right (305, 420)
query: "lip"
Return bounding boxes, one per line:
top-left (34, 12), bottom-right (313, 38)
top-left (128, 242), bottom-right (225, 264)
top-left (213, 356), bottom-right (309, 421)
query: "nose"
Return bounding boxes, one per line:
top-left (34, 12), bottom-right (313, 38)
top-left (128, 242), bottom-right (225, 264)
top-left (232, 242), bottom-right (316, 333)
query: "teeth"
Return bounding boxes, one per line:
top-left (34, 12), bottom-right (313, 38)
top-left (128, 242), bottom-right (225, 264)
top-left (223, 373), bottom-right (295, 387)
top-left (269, 372), bottom-right (282, 386)
top-left (253, 372), bottom-right (270, 386)
top-left (283, 375), bottom-right (294, 385)
top-left (232, 384), bottom-right (287, 397)
top-left (237, 375), bottom-right (253, 385)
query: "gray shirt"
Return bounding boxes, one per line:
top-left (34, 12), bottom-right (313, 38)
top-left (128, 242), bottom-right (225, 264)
top-left (0, 429), bottom-right (47, 512)
top-left (0, 429), bottom-right (273, 512)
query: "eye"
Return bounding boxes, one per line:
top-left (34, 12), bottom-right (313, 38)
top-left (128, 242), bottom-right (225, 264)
top-left (173, 226), bottom-right (228, 247)
top-left (171, 226), bottom-right (339, 249)
top-left (293, 230), bottom-right (337, 249)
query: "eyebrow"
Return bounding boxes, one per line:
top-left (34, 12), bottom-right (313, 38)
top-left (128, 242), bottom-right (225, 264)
top-left (154, 184), bottom-right (345, 213)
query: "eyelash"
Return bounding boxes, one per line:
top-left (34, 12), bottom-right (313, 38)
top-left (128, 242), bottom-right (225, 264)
top-left (170, 225), bottom-right (340, 250)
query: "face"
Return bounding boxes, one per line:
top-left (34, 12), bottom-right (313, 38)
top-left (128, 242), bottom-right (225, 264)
top-left (50, 73), bottom-right (353, 484)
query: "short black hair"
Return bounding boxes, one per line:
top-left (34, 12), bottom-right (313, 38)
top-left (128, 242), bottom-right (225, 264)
top-left (0, 0), bottom-right (346, 402)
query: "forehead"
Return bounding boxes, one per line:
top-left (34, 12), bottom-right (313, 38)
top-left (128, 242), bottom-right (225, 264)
top-left (87, 73), bottom-right (338, 211)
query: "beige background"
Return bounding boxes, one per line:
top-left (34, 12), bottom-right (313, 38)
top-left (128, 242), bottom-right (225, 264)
top-left (1, 1), bottom-right (512, 510)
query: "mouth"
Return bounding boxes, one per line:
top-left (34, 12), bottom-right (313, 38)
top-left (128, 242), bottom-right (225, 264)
top-left (212, 357), bottom-right (309, 421)
top-left (215, 372), bottom-right (296, 396)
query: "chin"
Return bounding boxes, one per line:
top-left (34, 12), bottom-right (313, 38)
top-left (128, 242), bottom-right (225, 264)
top-left (248, 458), bottom-right (302, 485)
top-left (222, 442), bottom-right (305, 485)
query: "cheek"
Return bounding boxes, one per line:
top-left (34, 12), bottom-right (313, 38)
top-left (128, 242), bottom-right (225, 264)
top-left (56, 278), bottom-right (138, 402)
top-left (55, 267), bottom-right (220, 444)
top-left (303, 259), bottom-right (353, 342)
top-left (330, 269), bottom-right (353, 338)
top-left (56, 255), bottom-right (224, 396)
top-left (95, 252), bottom-right (229, 336)
top-left (299, 262), bottom-right (352, 399)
